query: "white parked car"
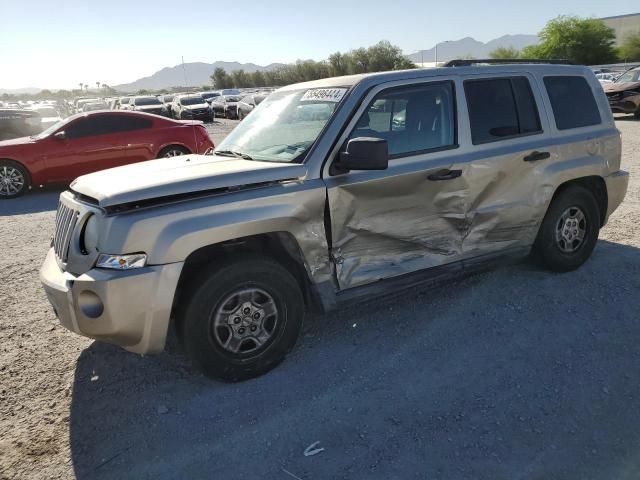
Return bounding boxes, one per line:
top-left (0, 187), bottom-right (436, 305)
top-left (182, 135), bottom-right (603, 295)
top-left (596, 72), bottom-right (617, 84)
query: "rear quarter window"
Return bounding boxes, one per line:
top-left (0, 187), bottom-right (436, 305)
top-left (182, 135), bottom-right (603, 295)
top-left (543, 76), bottom-right (601, 130)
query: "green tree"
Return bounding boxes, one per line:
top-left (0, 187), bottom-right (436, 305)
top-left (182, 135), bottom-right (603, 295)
top-left (619, 31), bottom-right (640, 62)
top-left (489, 46), bottom-right (521, 59)
top-left (210, 67), bottom-right (233, 89)
top-left (521, 15), bottom-right (617, 65)
top-left (137, 89), bottom-right (150, 95)
top-left (231, 69), bottom-right (252, 88)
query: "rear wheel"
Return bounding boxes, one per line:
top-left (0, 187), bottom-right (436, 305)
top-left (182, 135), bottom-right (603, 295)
top-left (533, 185), bottom-right (600, 272)
top-left (158, 145), bottom-right (190, 158)
top-left (0, 160), bottom-right (30, 199)
top-left (634, 107), bottom-right (640, 120)
top-left (179, 255), bottom-right (304, 381)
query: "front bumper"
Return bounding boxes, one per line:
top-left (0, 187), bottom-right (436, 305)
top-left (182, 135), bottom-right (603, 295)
top-left (182, 110), bottom-right (211, 120)
top-left (40, 248), bottom-right (183, 354)
top-left (607, 96), bottom-right (640, 114)
top-left (604, 170), bottom-right (629, 223)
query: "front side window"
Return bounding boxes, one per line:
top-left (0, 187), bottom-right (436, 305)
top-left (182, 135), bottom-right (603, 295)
top-left (215, 87), bottom-right (346, 163)
top-left (348, 82), bottom-right (456, 157)
top-left (544, 76), bottom-right (601, 130)
top-left (464, 76), bottom-right (541, 145)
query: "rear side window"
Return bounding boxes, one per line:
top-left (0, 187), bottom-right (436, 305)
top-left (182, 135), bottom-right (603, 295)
top-left (464, 77), bottom-right (541, 145)
top-left (544, 76), bottom-right (601, 130)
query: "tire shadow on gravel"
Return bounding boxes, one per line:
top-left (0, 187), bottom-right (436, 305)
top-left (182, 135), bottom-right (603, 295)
top-left (69, 240), bottom-right (640, 480)
top-left (0, 187), bottom-right (62, 216)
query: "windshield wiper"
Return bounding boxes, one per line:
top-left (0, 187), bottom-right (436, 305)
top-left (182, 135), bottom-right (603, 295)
top-left (214, 150), bottom-right (254, 161)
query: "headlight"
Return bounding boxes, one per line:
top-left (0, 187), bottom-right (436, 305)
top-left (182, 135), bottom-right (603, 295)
top-left (96, 254), bottom-right (147, 270)
top-left (81, 214), bottom-right (100, 254)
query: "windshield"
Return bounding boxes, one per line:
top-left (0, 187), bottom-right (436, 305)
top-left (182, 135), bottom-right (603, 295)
top-left (33, 118), bottom-right (68, 139)
top-left (134, 96), bottom-right (161, 105)
top-left (201, 92), bottom-right (218, 99)
top-left (616, 69), bottom-right (640, 83)
top-left (181, 96), bottom-right (204, 105)
top-left (215, 87), bottom-right (347, 163)
top-left (221, 89), bottom-right (240, 95)
top-left (120, 97), bottom-right (130, 104)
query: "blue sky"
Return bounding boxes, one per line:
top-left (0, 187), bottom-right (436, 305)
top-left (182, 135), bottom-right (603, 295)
top-left (0, 0), bottom-right (637, 89)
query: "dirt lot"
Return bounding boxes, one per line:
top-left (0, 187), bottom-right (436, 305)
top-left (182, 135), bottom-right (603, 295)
top-left (1, 117), bottom-right (640, 480)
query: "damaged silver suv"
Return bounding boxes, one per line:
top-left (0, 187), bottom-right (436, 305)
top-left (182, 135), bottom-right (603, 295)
top-left (41, 61), bottom-right (628, 381)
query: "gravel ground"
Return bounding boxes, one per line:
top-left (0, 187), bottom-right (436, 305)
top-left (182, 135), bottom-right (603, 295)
top-left (1, 117), bottom-right (639, 480)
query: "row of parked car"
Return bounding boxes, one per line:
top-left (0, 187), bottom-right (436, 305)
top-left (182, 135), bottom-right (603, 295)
top-left (110, 88), bottom-right (271, 121)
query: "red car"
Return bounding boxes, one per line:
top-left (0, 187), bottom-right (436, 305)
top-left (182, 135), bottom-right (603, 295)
top-left (0, 110), bottom-right (214, 198)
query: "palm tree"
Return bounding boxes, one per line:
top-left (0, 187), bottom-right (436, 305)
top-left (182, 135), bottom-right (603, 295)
top-left (78, 82), bottom-right (83, 93)
top-left (96, 82), bottom-right (101, 91)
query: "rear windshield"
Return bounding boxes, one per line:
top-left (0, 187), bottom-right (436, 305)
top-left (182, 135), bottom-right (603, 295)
top-left (134, 96), bottom-right (161, 105)
top-left (180, 96), bottom-right (204, 105)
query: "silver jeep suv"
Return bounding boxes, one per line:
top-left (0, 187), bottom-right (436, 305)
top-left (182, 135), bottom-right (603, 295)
top-left (40, 62), bottom-right (629, 381)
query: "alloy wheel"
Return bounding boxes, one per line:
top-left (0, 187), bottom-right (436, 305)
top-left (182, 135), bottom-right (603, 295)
top-left (554, 206), bottom-right (587, 253)
top-left (0, 166), bottom-right (25, 197)
top-left (210, 287), bottom-right (278, 355)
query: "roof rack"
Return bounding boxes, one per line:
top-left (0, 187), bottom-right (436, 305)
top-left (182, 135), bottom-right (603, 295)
top-left (444, 58), bottom-right (573, 67)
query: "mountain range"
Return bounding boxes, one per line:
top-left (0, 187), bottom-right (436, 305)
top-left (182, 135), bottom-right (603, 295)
top-left (406, 35), bottom-right (539, 63)
top-left (112, 61), bottom-right (286, 92)
top-left (1, 35), bottom-right (540, 94)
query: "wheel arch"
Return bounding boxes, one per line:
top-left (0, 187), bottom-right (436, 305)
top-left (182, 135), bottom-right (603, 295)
top-left (0, 157), bottom-right (33, 186)
top-left (170, 232), bottom-right (326, 332)
top-left (547, 175), bottom-right (608, 228)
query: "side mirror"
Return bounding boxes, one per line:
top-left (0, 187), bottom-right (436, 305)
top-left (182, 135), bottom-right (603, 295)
top-left (333, 137), bottom-right (388, 174)
top-left (53, 131), bottom-right (66, 140)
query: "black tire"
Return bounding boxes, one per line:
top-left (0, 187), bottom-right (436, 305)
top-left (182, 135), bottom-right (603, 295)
top-left (238, 109), bottom-right (245, 121)
top-left (0, 159), bottom-right (31, 199)
top-left (532, 185), bottom-right (600, 272)
top-left (634, 108), bottom-right (640, 120)
top-left (179, 255), bottom-right (304, 381)
top-left (157, 145), bottom-right (190, 158)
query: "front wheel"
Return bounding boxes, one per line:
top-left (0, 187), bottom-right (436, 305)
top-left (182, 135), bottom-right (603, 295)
top-left (179, 256), bottom-right (305, 381)
top-left (0, 160), bottom-right (30, 199)
top-left (532, 185), bottom-right (600, 272)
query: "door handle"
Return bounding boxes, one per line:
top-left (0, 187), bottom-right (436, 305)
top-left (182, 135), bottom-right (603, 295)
top-left (523, 151), bottom-right (550, 162)
top-left (427, 169), bottom-right (462, 181)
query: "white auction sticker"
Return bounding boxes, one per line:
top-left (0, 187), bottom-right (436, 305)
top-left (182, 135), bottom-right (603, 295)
top-left (300, 88), bottom-right (348, 102)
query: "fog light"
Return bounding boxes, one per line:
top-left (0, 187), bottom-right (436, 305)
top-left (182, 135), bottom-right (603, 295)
top-left (78, 291), bottom-right (104, 318)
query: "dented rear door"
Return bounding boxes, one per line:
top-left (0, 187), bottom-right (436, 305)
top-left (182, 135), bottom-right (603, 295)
top-left (324, 79), bottom-right (469, 289)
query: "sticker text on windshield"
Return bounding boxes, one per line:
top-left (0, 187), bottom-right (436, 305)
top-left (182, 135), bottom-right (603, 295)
top-left (300, 88), bottom-right (348, 103)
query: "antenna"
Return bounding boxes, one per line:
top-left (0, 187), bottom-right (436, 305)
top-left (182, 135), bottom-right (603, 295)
top-left (181, 56), bottom-right (200, 155)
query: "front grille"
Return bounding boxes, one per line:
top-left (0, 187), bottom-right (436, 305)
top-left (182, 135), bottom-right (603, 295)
top-left (53, 202), bottom-right (79, 262)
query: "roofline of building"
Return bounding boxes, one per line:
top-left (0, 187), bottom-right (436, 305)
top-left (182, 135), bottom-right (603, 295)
top-left (599, 12), bottom-right (640, 21)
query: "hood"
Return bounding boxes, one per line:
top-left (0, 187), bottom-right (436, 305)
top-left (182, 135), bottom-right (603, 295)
top-left (604, 81), bottom-right (640, 93)
top-left (70, 154), bottom-right (306, 207)
top-left (0, 135), bottom-right (36, 148)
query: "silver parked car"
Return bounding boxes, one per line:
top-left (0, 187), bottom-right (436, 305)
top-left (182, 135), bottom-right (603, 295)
top-left (41, 62), bottom-right (628, 381)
